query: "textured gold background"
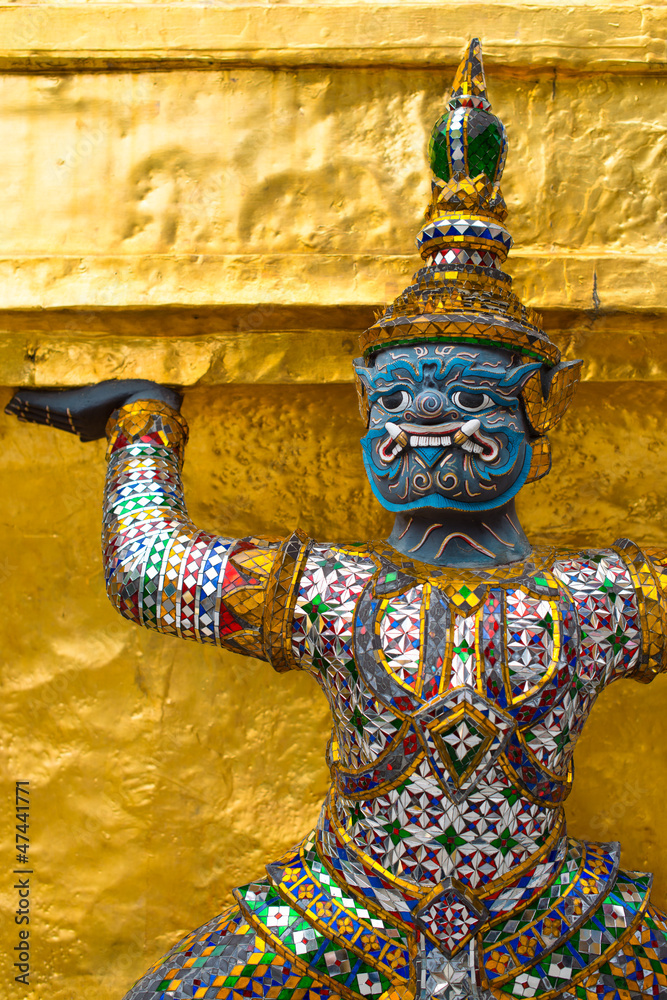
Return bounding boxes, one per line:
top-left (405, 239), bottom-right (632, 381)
top-left (0, 5), bottom-right (666, 998)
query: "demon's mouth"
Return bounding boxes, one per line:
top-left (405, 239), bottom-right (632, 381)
top-left (377, 418), bottom-right (500, 463)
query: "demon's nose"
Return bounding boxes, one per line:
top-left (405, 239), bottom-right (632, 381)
top-left (411, 391), bottom-right (447, 421)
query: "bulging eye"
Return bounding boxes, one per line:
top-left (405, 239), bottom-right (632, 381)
top-left (452, 390), bottom-right (494, 413)
top-left (379, 390), bottom-right (411, 412)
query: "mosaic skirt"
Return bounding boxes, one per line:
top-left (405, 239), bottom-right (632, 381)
top-left (121, 890), bottom-right (667, 1000)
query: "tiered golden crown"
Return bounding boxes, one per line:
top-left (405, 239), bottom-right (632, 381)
top-left (360, 39), bottom-right (564, 368)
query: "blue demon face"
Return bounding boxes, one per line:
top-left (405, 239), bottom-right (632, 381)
top-left (355, 344), bottom-right (540, 513)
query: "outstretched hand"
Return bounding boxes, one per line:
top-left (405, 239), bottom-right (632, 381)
top-left (4, 379), bottom-right (182, 442)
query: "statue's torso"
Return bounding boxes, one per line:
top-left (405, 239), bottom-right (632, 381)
top-left (289, 542), bottom-right (642, 942)
top-left (228, 537), bottom-right (660, 1000)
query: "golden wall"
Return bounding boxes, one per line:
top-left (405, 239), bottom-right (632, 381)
top-left (0, 4), bottom-right (666, 997)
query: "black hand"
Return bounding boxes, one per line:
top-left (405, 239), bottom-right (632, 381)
top-left (5, 379), bottom-right (182, 442)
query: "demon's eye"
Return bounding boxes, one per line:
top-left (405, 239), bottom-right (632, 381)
top-left (379, 390), bottom-right (411, 412)
top-left (452, 390), bottom-right (495, 413)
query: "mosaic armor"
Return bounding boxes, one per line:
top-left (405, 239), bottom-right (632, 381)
top-left (107, 401), bottom-right (667, 1000)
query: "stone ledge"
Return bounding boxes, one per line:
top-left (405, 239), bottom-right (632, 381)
top-left (0, 314), bottom-right (664, 386)
top-left (0, 253), bottom-right (663, 313)
top-left (0, 3), bottom-right (664, 71)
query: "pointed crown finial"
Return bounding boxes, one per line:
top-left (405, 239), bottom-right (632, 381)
top-left (450, 38), bottom-right (489, 108)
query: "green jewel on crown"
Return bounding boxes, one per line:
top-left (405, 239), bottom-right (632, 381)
top-left (428, 37), bottom-right (507, 185)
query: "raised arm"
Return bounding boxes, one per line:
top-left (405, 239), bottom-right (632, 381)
top-left (5, 381), bottom-right (309, 666)
top-left (103, 399), bottom-right (283, 657)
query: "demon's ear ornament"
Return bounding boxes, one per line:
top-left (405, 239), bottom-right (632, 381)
top-left (522, 360), bottom-right (584, 435)
top-left (524, 436), bottom-right (553, 484)
top-left (521, 359), bottom-right (583, 484)
top-left (353, 358), bottom-right (372, 426)
top-left (354, 37), bottom-right (584, 485)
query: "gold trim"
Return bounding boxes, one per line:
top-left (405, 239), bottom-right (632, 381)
top-left (374, 592), bottom-right (426, 698)
top-left (427, 702), bottom-right (498, 789)
top-left (514, 728), bottom-right (570, 784)
top-left (360, 315), bottom-right (557, 364)
top-left (481, 841), bottom-right (602, 984)
top-left (482, 825), bottom-right (568, 931)
top-left (503, 844), bottom-right (618, 952)
top-left (477, 816), bottom-right (566, 904)
top-left (418, 581), bottom-right (430, 695)
top-left (262, 529), bottom-right (310, 672)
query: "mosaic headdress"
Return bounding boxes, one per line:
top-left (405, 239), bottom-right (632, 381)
top-left (357, 39), bottom-right (582, 481)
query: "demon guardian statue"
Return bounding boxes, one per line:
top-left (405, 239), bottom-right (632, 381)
top-left (7, 40), bottom-right (667, 1000)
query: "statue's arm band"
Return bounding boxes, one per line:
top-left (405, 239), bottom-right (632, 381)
top-left (614, 539), bottom-right (667, 683)
top-left (262, 529), bottom-right (311, 672)
top-left (102, 401), bottom-right (282, 658)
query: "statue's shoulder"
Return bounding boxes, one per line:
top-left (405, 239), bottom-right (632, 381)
top-left (549, 539), bottom-right (659, 580)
